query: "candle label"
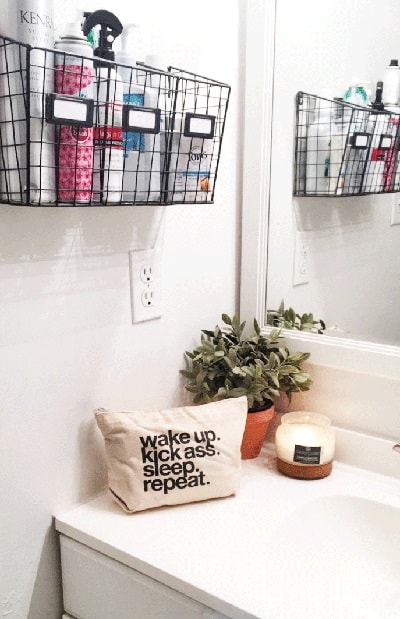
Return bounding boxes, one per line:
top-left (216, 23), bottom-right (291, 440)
top-left (294, 445), bottom-right (321, 465)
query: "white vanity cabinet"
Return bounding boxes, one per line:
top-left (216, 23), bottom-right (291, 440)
top-left (55, 440), bottom-right (400, 619)
top-left (59, 535), bottom-right (228, 619)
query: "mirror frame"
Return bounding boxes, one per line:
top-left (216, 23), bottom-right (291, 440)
top-left (240, 0), bottom-right (400, 381)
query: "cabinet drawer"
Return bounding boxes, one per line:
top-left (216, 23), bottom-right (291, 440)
top-left (60, 536), bottom-right (229, 619)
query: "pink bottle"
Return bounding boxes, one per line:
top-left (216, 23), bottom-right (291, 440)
top-left (54, 17), bottom-right (94, 203)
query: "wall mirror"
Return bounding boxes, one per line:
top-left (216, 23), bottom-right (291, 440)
top-left (241, 0), bottom-right (400, 380)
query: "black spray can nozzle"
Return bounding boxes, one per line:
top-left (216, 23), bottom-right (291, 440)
top-left (82, 10), bottom-right (123, 61)
top-left (371, 81), bottom-right (385, 111)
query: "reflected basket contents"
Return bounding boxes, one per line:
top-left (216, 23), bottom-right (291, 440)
top-left (294, 91), bottom-right (400, 197)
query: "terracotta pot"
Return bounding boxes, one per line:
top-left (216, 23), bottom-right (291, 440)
top-left (241, 405), bottom-right (275, 460)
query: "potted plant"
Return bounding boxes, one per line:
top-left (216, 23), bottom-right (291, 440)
top-left (180, 313), bottom-right (312, 459)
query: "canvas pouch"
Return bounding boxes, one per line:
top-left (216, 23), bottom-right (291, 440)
top-left (94, 396), bottom-right (248, 513)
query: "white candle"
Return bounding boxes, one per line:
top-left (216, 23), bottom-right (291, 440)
top-left (275, 411), bottom-right (335, 465)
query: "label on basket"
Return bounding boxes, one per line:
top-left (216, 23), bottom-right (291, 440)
top-left (371, 147), bottom-right (387, 162)
top-left (293, 445), bottom-right (321, 465)
top-left (94, 126), bottom-right (123, 148)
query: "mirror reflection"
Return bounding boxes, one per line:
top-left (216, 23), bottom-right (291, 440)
top-left (266, 0), bottom-right (400, 346)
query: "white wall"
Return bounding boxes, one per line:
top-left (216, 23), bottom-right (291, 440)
top-left (267, 0), bottom-right (400, 346)
top-left (0, 1), bottom-right (244, 616)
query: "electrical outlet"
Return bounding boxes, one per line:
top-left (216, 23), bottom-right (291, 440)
top-left (140, 265), bottom-right (153, 283)
top-left (141, 287), bottom-right (155, 306)
top-left (129, 249), bottom-right (163, 323)
top-left (293, 231), bottom-right (310, 286)
top-left (390, 197), bottom-right (400, 226)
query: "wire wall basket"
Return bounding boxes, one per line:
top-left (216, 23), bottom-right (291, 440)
top-left (294, 91), bottom-right (400, 197)
top-left (0, 36), bottom-right (230, 206)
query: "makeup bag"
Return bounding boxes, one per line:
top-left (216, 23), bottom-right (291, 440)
top-left (95, 396), bottom-right (248, 513)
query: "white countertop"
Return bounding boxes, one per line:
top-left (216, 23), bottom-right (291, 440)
top-left (55, 443), bottom-right (400, 619)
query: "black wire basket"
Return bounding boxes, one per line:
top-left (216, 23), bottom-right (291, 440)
top-left (0, 35), bottom-right (231, 206)
top-left (294, 91), bottom-right (400, 197)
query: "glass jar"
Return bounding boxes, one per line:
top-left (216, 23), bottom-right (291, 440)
top-left (275, 411), bottom-right (335, 479)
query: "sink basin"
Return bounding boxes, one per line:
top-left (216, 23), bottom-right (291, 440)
top-left (266, 495), bottom-right (400, 618)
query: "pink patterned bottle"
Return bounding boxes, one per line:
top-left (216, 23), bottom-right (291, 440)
top-left (54, 19), bottom-right (94, 203)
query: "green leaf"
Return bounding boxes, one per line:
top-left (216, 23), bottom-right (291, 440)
top-left (222, 313), bottom-right (232, 325)
top-left (229, 387), bottom-right (249, 398)
top-left (287, 351), bottom-right (310, 362)
top-left (180, 369), bottom-right (194, 378)
top-left (293, 373), bottom-right (312, 383)
top-left (202, 329), bottom-right (215, 338)
top-left (268, 352), bottom-right (280, 368)
top-left (268, 328), bottom-right (282, 341)
top-left (195, 370), bottom-right (207, 385)
top-left (278, 365), bottom-right (300, 375)
top-left (214, 350), bottom-right (225, 357)
top-left (300, 322), bottom-right (315, 331)
top-left (270, 373), bottom-right (280, 388)
top-left (278, 347), bottom-right (288, 360)
top-left (287, 308), bottom-right (296, 323)
top-left (232, 366), bottom-right (245, 375)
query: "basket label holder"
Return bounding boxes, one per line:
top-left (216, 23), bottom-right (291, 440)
top-left (184, 113), bottom-right (215, 139)
top-left (122, 105), bottom-right (161, 134)
top-left (45, 93), bottom-right (94, 127)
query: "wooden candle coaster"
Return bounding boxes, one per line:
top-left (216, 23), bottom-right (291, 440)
top-left (277, 458), bottom-right (333, 480)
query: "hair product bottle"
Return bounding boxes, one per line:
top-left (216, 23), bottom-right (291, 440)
top-left (116, 25), bottom-right (161, 203)
top-left (167, 113), bottom-right (215, 202)
top-left (54, 15), bottom-right (94, 203)
top-left (362, 82), bottom-right (391, 193)
top-left (83, 11), bottom-right (123, 204)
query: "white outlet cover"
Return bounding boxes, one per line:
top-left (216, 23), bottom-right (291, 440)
top-left (293, 231), bottom-right (310, 286)
top-left (129, 249), bottom-right (163, 323)
top-left (390, 197), bottom-right (400, 226)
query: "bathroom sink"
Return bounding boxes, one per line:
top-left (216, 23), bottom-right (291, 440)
top-left (266, 495), bottom-right (400, 618)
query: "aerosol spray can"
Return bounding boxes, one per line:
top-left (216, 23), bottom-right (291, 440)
top-left (82, 11), bottom-right (124, 204)
top-left (54, 15), bottom-right (94, 203)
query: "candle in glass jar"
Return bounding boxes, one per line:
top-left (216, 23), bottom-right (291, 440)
top-left (275, 411), bottom-right (335, 466)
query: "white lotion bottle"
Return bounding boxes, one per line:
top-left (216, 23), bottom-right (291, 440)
top-left (18, 0), bottom-right (55, 203)
top-left (83, 11), bottom-right (124, 204)
top-left (306, 101), bottom-right (334, 194)
top-left (328, 102), bottom-right (349, 194)
top-left (0, 0), bottom-right (55, 203)
top-left (383, 59), bottom-right (400, 105)
top-left (116, 25), bottom-right (161, 202)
